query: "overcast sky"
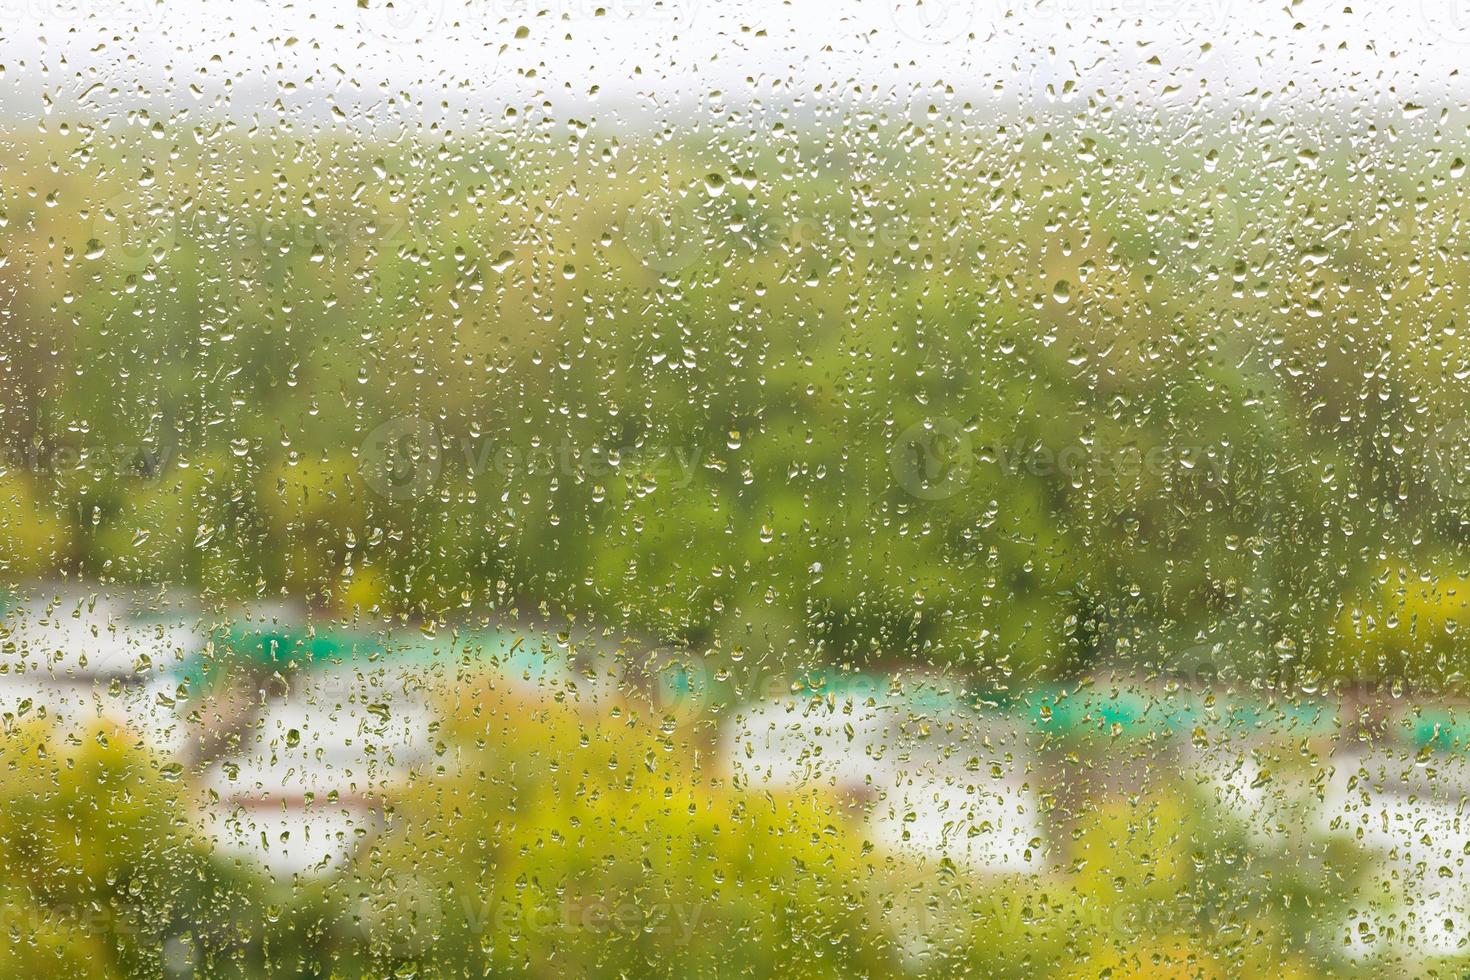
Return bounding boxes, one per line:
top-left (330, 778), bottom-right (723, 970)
top-left (1, 0), bottom-right (1467, 134)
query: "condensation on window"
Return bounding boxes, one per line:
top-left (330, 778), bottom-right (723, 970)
top-left (0, 0), bottom-right (1466, 976)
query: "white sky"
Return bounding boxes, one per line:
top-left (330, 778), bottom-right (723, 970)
top-left (0, 0), bottom-right (1467, 132)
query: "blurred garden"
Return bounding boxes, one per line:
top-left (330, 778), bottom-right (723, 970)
top-left (0, 101), bottom-right (1469, 976)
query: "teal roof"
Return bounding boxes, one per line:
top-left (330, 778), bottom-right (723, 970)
top-left (172, 623), bottom-right (560, 692)
top-left (1405, 708), bottom-right (1470, 754)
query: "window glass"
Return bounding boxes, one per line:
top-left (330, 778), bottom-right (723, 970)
top-left (0, 0), bottom-right (1466, 976)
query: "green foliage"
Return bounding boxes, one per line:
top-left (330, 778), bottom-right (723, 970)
top-left (0, 720), bottom-right (256, 977)
top-left (2, 124), bottom-right (1466, 684)
top-left (335, 681), bottom-right (905, 977)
